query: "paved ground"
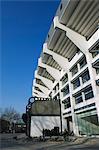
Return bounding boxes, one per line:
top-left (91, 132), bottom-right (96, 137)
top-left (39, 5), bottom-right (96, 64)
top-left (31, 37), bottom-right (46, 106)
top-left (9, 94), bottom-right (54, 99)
top-left (0, 133), bottom-right (99, 150)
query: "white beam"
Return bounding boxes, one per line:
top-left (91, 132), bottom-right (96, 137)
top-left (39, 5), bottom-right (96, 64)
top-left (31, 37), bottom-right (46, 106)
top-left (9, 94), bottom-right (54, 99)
top-left (33, 78), bottom-right (49, 90)
top-left (33, 79), bottom-right (48, 91)
top-left (54, 16), bottom-right (99, 54)
top-left (33, 89), bottom-right (48, 98)
top-left (33, 93), bottom-right (39, 97)
top-left (43, 43), bottom-right (69, 71)
top-left (33, 93), bottom-right (47, 98)
top-left (33, 79), bottom-right (36, 87)
top-left (88, 29), bottom-right (99, 48)
top-left (38, 57), bottom-right (61, 81)
top-left (34, 83), bottom-right (50, 95)
top-left (32, 86), bottom-right (43, 94)
top-left (35, 70), bottom-right (53, 89)
top-left (54, 16), bottom-right (88, 54)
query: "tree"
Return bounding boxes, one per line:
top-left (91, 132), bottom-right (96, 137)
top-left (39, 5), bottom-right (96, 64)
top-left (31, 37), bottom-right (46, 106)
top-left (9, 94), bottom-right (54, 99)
top-left (0, 108), bottom-right (3, 117)
top-left (22, 113), bottom-right (27, 124)
top-left (1, 106), bottom-right (21, 124)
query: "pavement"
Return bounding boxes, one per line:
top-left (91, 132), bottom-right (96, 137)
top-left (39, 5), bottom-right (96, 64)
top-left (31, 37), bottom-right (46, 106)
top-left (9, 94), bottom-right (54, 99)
top-left (0, 133), bottom-right (99, 150)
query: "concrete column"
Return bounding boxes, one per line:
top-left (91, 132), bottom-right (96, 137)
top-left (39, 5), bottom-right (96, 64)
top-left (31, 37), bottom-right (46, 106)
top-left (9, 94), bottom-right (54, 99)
top-left (82, 92), bottom-right (85, 103)
top-left (59, 80), bottom-right (66, 132)
top-left (68, 70), bottom-right (79, 136)
top-left (85, 52), bottom-right (99, 121)
top-left (96, 91), bottom-right (99, 122)
top-left (77, 63), bottom-right (80, 72)
top-left (85, 52), bottom-right (98, 95)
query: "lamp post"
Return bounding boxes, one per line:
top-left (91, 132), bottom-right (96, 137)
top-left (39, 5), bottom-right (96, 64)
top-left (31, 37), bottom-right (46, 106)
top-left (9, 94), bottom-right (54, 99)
top-left (26, 98), bottom-right (33, 137)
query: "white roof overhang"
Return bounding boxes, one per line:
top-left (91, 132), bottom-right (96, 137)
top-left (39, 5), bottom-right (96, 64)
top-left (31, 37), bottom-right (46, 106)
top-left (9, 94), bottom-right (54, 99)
top-left (45, 0), bottom-right (98, 60)
top-left (59, 0), bottom-right (98, 39)
top-left (34, 86), bottom-right (43, 93)
top-left (37, 66), bottom-right (55, 82)
top-left (35, 78), bottom-right (49, 89)
top-left (41, 52), bottom-right (62, 71)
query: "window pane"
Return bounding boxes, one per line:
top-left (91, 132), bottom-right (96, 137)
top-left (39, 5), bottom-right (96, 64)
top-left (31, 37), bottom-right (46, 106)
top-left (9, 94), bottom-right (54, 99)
top-left (61, 74), bottom-right (68, 85)
top-left (74, 93), bottom-right (83, 104)
top-left (83, 86), bottom-right (94, 100)
top-left (82, 70), bottom-right (90, 83)
top-left (79, 57), bottom-right (87, 69)
top-left (84, 86), bottom-right (92, 93)
top-left (62, 85), bottom-right (69, 97)
top-left (96, 68), bottom-right (99, 74)
top-left (63, 97), bottom-right (71, 109)
top-left (92, 52), bottom-right (99, 58)
top-left (73, 78), bottom-right (80, 89)
top-left (85, 91), bottom-right (94, 100)
top-left (71, 65), bottom-right (78, 76)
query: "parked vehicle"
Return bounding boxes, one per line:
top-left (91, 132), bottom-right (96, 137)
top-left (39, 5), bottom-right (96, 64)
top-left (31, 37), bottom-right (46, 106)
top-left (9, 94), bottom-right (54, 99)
top-left (15, 123), bottom-right (26, 133)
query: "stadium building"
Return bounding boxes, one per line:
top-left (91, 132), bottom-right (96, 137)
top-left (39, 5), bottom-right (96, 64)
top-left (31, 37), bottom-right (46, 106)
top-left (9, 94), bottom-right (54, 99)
top-left (31, 0), bottom-right (99, 137)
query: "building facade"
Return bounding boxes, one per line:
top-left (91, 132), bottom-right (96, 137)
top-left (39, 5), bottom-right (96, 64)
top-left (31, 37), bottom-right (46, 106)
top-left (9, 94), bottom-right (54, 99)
top-left (32, 0), bottom-right (99, 136)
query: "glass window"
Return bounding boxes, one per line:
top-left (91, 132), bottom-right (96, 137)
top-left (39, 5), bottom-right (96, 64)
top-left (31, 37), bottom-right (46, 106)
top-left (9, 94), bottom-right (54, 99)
top-left (81, 70), bottom-right (90, 83)
top-left (92, 52), bottom-right (99, 58)
top-left (91, 43), bottom-right (99, 58)
top-left (62, 85), bottom-right (69, 97)
top-left (73, 78), bottom-right (80, 89)
top-left (63, 97), bottom-right (71, 109)
top-left (71, 65), bottom-right (78, 76)
top-left (84, 86), bottom-right (94, 100)
top-left (61, 74), bottom-right (68, 85)
top-left (79, 56), bottom-right (87, 69)
top-left (74, 92), bottom-right (83, 104)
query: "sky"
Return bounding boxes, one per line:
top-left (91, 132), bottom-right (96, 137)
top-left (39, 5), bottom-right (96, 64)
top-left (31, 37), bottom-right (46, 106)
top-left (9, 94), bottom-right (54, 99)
top-left (1, 0), bottom-right (60, 114)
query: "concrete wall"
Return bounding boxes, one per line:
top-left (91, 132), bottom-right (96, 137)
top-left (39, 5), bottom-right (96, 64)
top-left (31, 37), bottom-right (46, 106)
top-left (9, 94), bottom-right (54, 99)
top-left (30, 116), bottom-right (61, 137)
